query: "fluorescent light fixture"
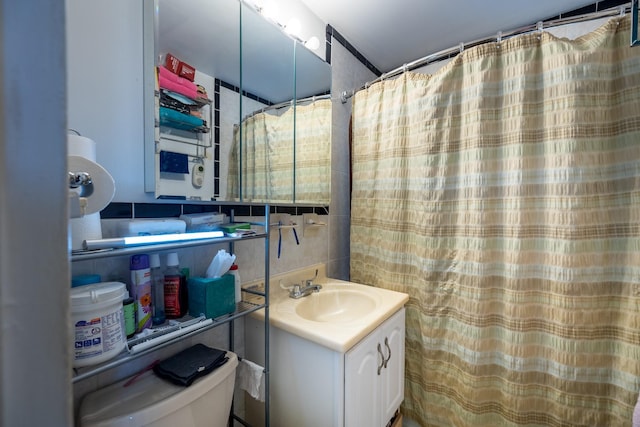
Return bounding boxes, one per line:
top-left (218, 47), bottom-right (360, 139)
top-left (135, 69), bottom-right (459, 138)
top-left (84, 231), bottom-right (225, 250)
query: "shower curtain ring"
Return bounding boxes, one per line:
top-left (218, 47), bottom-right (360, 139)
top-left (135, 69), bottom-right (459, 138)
top-left (496, 31), bottom-right (502, 47)
top-left (537, 21), bottom-right (543, 40)
top-left (459, 42), bottom-right (464, 54)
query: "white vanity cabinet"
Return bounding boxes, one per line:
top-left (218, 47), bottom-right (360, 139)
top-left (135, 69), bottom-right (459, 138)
top-left (245, 306), bottom-right (406, 427)
top-left (345, 307), bottom-right (405, 427)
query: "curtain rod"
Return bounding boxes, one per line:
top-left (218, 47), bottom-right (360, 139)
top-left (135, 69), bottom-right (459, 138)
top-left (340, 5), bottom-right (629, 103)
top-left (240, 93), bottom-right (331, 122)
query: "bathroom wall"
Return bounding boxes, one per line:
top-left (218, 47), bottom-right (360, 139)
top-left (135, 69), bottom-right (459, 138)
top-left (67, 0), bottom-right (151, 203)
top-left (326, 29), bottom-right (378, 280)
top-left (0, 2), bottom-right (72, 427)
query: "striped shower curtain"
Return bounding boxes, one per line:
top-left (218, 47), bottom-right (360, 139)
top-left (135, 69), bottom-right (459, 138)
top-left (294, 98), bottom-right (332, 204)
top-left (350, 15), bottom-right (640, 427)
top-left (227, 98), bottom-right (331, 203)
top-left (228, 108), bottom-right (294, 203)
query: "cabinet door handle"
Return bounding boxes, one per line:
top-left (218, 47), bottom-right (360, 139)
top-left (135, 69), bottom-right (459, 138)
top-left (383, 337), bottom-right (392, 368)
top-left (377, 343), bottom-right (384, 375)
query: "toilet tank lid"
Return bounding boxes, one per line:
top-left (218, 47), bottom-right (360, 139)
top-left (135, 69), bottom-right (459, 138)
top-left (78, 351), bottom-right (238, 426)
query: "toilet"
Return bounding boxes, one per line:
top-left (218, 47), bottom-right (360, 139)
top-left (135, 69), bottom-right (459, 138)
top-left (78, 351), bottom-right (238, 427)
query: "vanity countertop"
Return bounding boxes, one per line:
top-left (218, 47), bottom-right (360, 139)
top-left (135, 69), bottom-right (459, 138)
top-left (248, 270), bottom-right (409, 353)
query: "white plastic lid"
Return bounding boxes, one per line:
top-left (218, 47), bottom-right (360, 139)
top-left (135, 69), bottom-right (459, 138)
top-left (150, 253), bottom-right (161, 269)
top-left (70, 281), bottom-right (126, 307)
top-left (167, 252), bottom-right (179, 267)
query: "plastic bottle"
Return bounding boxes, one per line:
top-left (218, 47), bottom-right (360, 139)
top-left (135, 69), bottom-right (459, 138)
top-left (130, 254), bottom-right (153, 333)
top-left (122, 292), bottom-right (136, 339)
top-left (229, 263), bottom-right (242, 303)
top-left (164, 252), bottom-right (188, 318)
top-left (149, 254), bottom-right (166, 325)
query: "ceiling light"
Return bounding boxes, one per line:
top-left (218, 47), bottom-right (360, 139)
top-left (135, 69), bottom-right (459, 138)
top-left (304, 36), bottom-right (320, 51)
top-left (285, 18), bottom-right (301, 37)
top-left (261, 1), bottom-right (280, 23)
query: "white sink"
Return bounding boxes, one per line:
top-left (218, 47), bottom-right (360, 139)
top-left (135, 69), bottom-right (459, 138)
top-left (260, 277), bottom-right (409, 352)
top-left (295, 289), bottom-right (377, 323)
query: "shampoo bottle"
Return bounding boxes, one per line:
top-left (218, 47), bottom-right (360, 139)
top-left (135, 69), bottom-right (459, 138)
top-left (149, 253), bottom-right (166, 325)
top-left (130, 254), bottom-right (152, 332)
top-left (164, 252), bottom-right (188, 318)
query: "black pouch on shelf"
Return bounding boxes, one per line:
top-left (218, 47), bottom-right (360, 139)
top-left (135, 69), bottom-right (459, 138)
top-left (153, 343), bottom-right (228, 387)
top-left (160, 90), bottom-right (191, 115)
top-left (159, 150), bottom-right (189, 174)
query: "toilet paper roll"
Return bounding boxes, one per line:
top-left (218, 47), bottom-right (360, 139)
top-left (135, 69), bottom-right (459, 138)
top-left (236, 359), bottom-right (265, 402)
top-left (70, 213), bottom-right (103, 251)
top-left (68, 133), bottom-right (97, 161)
top-left (67, 133), bottom-right (114, 251)
top-left (68, 155), bottom-right (115, 215)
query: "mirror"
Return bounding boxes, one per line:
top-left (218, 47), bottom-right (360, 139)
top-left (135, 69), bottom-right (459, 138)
top-left (633, 0), bottom-right (640, 46)
top-left (146, 0), bottom-right (332, 204)
top-left (293, 42), bottom-right (332, 205)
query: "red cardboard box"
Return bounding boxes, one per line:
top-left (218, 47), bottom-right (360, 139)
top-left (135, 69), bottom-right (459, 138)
top-left (178, 61), bottom-right (196, 82)
top-left (165, 53), bottom-right (180, 74)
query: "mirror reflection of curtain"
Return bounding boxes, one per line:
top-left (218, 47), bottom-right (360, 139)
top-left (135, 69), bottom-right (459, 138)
top-left (228, 98), bottom-right (331, 203)
top-left (351, 15), bottom-right (640, 426)
top-left (294, 98), bottom-right (332, 204)
top-left (228, 111), bottom-right (292, 203)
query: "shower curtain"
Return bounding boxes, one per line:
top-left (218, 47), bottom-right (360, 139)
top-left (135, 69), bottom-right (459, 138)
top-left (350, 15), bottom-right (640, 427)
top-left (228, 108), bottom-right (294, 203)
top-left (294, 98), bottom-right (332, 204)
top-left (227, 98), bottom-right (331, 203)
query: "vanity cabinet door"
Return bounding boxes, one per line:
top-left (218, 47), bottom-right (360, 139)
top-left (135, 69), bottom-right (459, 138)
top-left (345, 307), bottom-right (406, 427)
top-left (345, 329), bottom-right (382, 426)
top-left (381, 308), bottom-right (406, 424)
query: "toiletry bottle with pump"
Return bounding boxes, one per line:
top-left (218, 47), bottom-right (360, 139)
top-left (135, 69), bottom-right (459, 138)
top-left (130, 254), bottom-right (152, 332)
top-left (149, 254), bottom-right (165, 325)
top-left (164, 252), bottom-right (188, 318)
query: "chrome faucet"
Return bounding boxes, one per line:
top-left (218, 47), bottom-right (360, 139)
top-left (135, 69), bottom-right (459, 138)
top-left (289, 269), bottom-right (321, 299)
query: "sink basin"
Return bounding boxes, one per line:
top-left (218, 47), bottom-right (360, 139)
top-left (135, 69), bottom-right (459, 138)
top-left (295, 289), bottom-right (377, 323)
top-left (253, 269), bottom-right (409, 352)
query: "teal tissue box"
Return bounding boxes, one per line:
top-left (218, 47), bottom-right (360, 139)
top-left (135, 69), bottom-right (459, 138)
top-left (188, 275), bottom-right (235, 319)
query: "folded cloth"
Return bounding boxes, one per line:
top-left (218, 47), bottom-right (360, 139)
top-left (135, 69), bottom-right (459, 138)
top-left (158, 65), bottom-right (198, 92)
top-left (159, 107), bottom-right (205, 131)
top-left (236, 358), bottom-right (265, 402)
top-left (153, 343), bottom-right (228, 387)
top-left (160, 91), bottom-right (191, 115)
top-left (159, 75), bottom-right (200, 100)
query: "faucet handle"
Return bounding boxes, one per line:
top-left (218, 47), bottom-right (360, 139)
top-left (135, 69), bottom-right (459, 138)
top-left (305, 269), bottom-right (319, 286)
top-left (290, 284), bottom-right (301, 298)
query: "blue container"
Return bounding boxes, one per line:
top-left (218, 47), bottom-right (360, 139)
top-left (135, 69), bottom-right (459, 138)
top-left (187, 275), bottom-right (235, 319)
